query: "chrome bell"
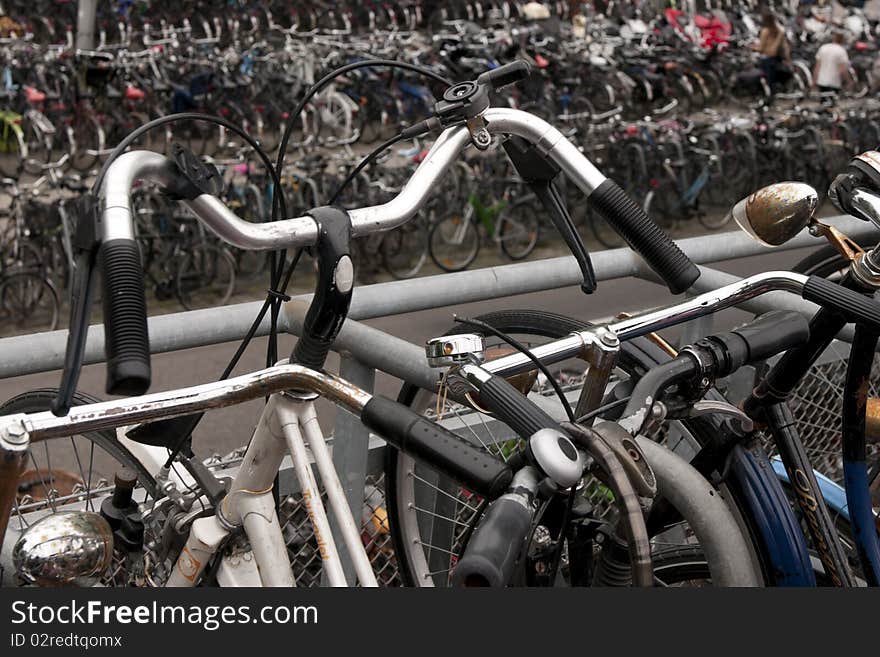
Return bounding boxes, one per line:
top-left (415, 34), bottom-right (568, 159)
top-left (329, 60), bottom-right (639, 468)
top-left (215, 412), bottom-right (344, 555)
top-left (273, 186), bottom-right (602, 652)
top-left (727, 182), bottom-right (818, 247)
top-left (13, 511), bottom-right (114, 586)
top-left (425, 333), bottom-right (485, 367)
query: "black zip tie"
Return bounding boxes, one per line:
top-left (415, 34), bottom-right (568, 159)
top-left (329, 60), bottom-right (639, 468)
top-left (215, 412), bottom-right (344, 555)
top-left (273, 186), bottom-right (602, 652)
top-left (267, 289), bottom-right (292, 302)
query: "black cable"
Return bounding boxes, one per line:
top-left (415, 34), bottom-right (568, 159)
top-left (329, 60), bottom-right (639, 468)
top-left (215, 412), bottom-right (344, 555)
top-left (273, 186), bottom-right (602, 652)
top-left (93, 112), bottom-right (284, 219)
top-left (546, 486), bottom-right (576, 584)
top-left (160, 247), bottom-right (306, 468)
top-left (265, 60), bottom-right (451, 372)
top-left (329, 133), bottom-right (407, 205)
top-left (574, 396), bottom-right (631, 424)
top-left (453, 316), bottom-right (576, 423)
top-left (148, 62), bottom-right (451, 462)
top-left (273, 59), bottom-right (452, 189)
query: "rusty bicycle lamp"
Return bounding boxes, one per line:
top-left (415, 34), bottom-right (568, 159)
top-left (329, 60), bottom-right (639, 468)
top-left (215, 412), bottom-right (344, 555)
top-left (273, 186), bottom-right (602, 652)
top-left (727, 182), bottom-right (819, 247)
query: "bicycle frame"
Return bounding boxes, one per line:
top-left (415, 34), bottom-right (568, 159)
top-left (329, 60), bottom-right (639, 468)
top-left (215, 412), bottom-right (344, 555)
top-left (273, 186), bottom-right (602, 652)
top-left (0, 364), bottom-right (379, 587)
top-left (167, 394), bottom-right (376, 587)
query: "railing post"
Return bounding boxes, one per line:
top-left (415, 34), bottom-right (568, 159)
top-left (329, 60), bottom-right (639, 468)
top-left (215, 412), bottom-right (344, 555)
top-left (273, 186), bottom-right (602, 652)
top-left (323, 353), bottom-right (375, 585)
top-left (76, 0), bottom-right (98, 50)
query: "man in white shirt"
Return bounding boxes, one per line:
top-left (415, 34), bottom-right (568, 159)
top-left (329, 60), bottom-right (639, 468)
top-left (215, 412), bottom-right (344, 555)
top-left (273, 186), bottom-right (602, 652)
top-left (813, 31), bottom-right (851, 94)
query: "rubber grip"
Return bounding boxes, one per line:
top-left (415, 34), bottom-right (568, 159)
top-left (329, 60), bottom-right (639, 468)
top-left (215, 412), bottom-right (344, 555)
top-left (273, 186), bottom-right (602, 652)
top-left (451, 496), bottom-right (532, 587)
top-left (476, 60), bottom-right (531, 90)
top-left (588, 179), bottom-right (700, 294)
top-left (98, 239), bottom-right (150, 396)
top-left (803, 276), bottom-right (880, 332)
top-left (361, 396), bottom-right (512, 500)
top-left (731, 311), bottom-right (810, 365)
top-left (706, 311), bottom-right (810, 378)
top-left (478, 374), bottom-right (563, 439)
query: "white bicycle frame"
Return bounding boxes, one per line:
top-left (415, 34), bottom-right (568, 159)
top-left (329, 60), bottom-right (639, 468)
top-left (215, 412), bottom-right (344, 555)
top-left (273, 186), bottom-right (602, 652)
top-left (3, 363), bottom-right (381, 587)
top-left (163, 393), bottom-right (377, 587)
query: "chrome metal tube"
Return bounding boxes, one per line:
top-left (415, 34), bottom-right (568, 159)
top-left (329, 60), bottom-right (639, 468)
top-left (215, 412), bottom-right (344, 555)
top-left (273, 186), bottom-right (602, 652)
top-left (98, 109), bottom-right (609, 249)
top-left (99, 150), bottom-right (181, 242)
top-left (850, 188), bottom-right (880, 229)
top-left (14, 364), bottom-right (373, 441)
top-left (607, 271), bottom-right (808, 340)
top-left (483, 272), bottom-right (810, 378)
top-left (0, 430), bottom-right (28, 549)
top-left (183, 195), bottom-right (318, 250)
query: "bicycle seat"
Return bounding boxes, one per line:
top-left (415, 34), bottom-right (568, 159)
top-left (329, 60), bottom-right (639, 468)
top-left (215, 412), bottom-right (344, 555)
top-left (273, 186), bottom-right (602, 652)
top-left (125, 85), bottom-right (146, 100)
top-left (24, 86), bottom-right (46, 104)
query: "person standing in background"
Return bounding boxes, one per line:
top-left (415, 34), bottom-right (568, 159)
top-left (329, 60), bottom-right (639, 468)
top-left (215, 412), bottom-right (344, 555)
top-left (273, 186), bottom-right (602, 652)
top-left (753, 11), bottom-right (791, 89)
top-left (812, 31), bottom-right (851, 95)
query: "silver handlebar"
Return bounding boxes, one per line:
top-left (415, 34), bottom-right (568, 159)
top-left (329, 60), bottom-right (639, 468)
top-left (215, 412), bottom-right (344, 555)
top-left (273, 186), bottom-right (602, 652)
top-left (98, 109), bottom-right (607, 251)
top-left (481, 271), bottom-right (810, 378)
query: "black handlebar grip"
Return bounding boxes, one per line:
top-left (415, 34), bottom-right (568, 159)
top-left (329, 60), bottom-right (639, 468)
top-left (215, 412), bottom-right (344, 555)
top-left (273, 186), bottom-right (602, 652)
top-left (803, 276), bottom-right (880, 332)
top-left (476, 60), bottom-right (531, 90)
top-left (705, 311), bottom-right (810, 378)
top-left (731, 311), bottom-right (810, 366)
top-left (98, 239), bottom-right (150, 396)
top-left (451, 495), bottom-right (533, 587)
top-left (477, 374), bottom-right (563, 439)
top-left (361, 396), bottom-right (512, 500)
top-left (588, 179), bottom-right (700, 294)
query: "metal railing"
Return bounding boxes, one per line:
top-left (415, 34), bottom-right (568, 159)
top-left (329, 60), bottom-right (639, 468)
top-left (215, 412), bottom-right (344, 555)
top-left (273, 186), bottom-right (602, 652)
top-left (0, 216), bottom-right (874, 585)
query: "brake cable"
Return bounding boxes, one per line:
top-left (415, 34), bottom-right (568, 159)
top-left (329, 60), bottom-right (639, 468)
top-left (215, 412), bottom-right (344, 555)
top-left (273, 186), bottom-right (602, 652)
top-left (152, 61), bottom-right (454, 462)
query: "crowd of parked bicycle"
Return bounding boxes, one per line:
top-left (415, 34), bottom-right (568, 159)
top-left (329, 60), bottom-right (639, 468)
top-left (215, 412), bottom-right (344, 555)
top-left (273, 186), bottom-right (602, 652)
top-left (3, 0), bottom-right (880, 335)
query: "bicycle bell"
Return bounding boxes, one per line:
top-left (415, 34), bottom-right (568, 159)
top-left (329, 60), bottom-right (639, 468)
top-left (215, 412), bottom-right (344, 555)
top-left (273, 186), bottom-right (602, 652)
top-left (425, 334), bottom-right (485, 367)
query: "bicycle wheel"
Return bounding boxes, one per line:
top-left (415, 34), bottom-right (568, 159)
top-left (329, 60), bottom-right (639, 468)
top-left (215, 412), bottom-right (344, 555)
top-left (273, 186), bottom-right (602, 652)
top-left (0, 389), bottom-right (158, 587)
top-left (385, 310), bottom-right (759, 587)
top-left (0, 270), bottom-right (59, 333)
top-left (652, 545), bottom-right (712, 586)
top-left (69, 115), bottom-right (104, 172)
top-left (252, 104), bottom-right (283, 154)
top-left (428, 212), bottom-right (480, 272)
top-left (174, 243), bottom-right (236, 311)
top-left (0, 123), bottom-right (25, 178)
top-left (498, 198), bottom-right (540, 260)
top-left (228, 185), bottom-right (268, 281)
top-left (381, 219), bottom-right (429, 279)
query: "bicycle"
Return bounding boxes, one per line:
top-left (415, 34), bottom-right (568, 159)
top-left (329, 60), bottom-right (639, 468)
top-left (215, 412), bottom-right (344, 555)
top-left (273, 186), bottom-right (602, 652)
top-left (429, 162), bottom-right (541, 272)
top-left (0, 63), bottom-right (761, 588)
top-left (3, 61), bottom-right (880, 590)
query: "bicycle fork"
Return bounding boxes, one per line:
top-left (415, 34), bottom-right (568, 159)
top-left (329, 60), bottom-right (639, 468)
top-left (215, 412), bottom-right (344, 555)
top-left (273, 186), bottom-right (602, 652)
top-left (166, 394), bottom-right (378, 587)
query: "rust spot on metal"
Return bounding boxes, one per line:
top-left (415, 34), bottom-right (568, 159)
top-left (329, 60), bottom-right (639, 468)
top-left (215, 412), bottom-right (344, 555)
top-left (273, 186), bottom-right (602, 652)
top-left (865, 397), bottom-right (880, 444)
top-left (744, 182), bottom-right (817, 246)
top-left (811, 221), bottom-right (863, 263)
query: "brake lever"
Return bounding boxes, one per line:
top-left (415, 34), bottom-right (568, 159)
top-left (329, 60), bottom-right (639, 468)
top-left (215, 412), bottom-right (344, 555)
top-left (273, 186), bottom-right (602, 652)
top-left (52, 194), bottom-right (101, 416)
top-left (502, 135), bottom-right (597, 293)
